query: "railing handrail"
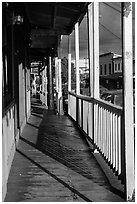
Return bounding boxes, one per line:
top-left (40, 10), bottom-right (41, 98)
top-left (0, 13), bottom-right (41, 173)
top-left (69, 91), bottom-right (123, 115)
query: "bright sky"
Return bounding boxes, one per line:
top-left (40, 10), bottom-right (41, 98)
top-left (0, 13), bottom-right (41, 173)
top-left (61, 2), bottom-right (135, 60)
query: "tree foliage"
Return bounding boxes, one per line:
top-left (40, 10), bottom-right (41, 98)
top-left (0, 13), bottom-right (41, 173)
top-left (61, 57), bottom-right (76, 84)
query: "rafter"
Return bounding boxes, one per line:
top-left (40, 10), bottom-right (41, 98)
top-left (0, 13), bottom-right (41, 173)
top-left (52, 4), bottom-right (57, 28)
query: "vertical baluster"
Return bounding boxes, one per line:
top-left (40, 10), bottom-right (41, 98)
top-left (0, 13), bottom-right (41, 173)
top-left (99, 106), bottom-right (101, 150)
top-left (107, 111), bottom-right (110, 163)
top-left (115, 114), bottom-right (118, 173)
top-left (118, 115), bottom-right (121, 176)
top-left (94, 103), bottom-right (97, 145)
top-left (99, 106), bottom-right (102, 151)
top-left (100, 107), bottom-right (104, 153)
top-left (104, 108), bottom-right (107, 157)
top-left (97, 105), bottom-right (100, 148)
top-left (105, 110), bottom-right (108, 159)
top-left (110, 112), bottom-right (113, 166)
top-left (102, 108), bottom-right (104, 155)
top-left (89, 102), bottom-right (92, 139)
top-left (107, 110), bottom-right (110, 161)
top-left (113, 114), bottom-right (116, 170)
top-left (81, 99), bottom-right (83, 130)
top-left (94, 103), bottom-right (96, 144)
top-left (102, 107), bottom-right (104, 153)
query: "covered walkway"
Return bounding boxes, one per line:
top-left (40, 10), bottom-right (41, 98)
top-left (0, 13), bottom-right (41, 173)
top-left (5, 98), bottom-right (125, 202)
top-left (2, 3), bottom-right (134, 201)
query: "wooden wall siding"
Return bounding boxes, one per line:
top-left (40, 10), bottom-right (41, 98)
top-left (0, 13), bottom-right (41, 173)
top-left (2, 104), bottom-right (16, 200)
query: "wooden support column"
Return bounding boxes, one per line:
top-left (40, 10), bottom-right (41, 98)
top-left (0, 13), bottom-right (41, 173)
top-left (88, 2), bottom-right (99, 150)
top-left (48, 56), bottom-right (54, 110)
top-left (55, 57), bottom-right (59, 93)
top-left (75, 22), bottom-right (80, 95)
top-left (68, 35), bottom-right (71, 92)
top-left (93, 2), bottom-right (99, 99)
top-left (55, 56), bottom-right (59, 111)
top-left (57, 36), bottom-right (63, 115)
top-left (88, 3), bottom-right (94, 97)
top-left (88, 2), bottom-right (99, 98)
top-left (44, 64), bottom-right (48, 107)
top-left (121, 2), bottom-right (134, 201)
top-left (68, 35), bottom-right (71, 115)
top-left (58, 58), bottom-right (64, 115)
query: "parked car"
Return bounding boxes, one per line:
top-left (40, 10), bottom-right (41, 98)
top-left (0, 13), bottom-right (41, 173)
top-left (101, 89), bottom-right (123, 107)
top-left (99, 85), bottom-right (108, 97)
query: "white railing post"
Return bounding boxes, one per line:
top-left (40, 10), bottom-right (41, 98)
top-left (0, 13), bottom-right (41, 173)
top-left (88, 2), bottom-right (99, 149)
top-left (75, 22), bottom-right (80, 95)
top-left (68, 35), bottom-right (71, 92)
top-left (121, 2), bottom-right (134, 200)
top-left (56, 36), bottom-right (64, 115)
top-left (88, 2), bottom-right (99, 99)
top-left (58, 58), bottom-right (63, 115)
top-left (68, 35), bottom-right (72, 115)
top-left (55, 57), bottom-right (59, 94)
top-left (48, 56), bottom-right (54, 110)
top-left (44, 65), bottom-right (48, 107)
top-left (55, 56), bottom-right (59, 111)
top-left (93, 2), bottom-right (99, 99)
top-left (88, 3), bottom-right (94, 98)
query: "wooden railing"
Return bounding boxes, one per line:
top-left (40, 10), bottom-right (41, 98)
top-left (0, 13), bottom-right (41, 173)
top-left (68, 91), bottom-right (124, 180)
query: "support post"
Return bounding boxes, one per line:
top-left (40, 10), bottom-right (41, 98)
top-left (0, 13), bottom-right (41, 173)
top-left (75, 22), bottom-right (80, 95)
top-left (88, 2), bottom-right (99, 150)
top-left (68, 35), bottom-right (72, 115)
top-left (57, 36), bottom-right (63, 115)
top-left (88, 2), bottom-right (99, 99)
top-left (44, 64), bottom-right (48, 107)
top-left (55, 57), bottom-right (59, 93)
top-left (88, 3), bottom-right (94, 97)
top-left (58, 58), bottom-right (63, 115)
top-left (68, 35), bottom-right (71, 92)
top-left (121, 2), bottom-right (134, 201)
top-left (55, 56), bottom-right (58, 111)
top-left (48, 56), bottom-right (54, 110)
top-left (93, 2), bottom-right (99, 99)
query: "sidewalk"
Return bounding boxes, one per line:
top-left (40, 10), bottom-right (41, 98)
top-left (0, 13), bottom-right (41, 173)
top-left (5, 98), bottom-right (125, 202)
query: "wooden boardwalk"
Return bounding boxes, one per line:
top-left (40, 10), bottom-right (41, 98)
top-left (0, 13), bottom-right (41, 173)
top-left (5, 98), bottom-right (125, 202)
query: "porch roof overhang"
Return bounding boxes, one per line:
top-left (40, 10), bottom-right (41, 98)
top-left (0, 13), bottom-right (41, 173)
top-left (23, 2), bottom-right (89, 61)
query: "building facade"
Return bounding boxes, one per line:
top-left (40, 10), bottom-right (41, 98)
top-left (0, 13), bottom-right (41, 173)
top-left (99, 52), bottom-right (135, 90)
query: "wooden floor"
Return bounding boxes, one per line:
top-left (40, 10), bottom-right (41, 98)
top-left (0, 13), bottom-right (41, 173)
top-left (5, 98), bottom-right (125, 202)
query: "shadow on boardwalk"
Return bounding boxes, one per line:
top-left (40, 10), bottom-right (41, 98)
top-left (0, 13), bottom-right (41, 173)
top-left (5, 98), bottom-right (125, 202)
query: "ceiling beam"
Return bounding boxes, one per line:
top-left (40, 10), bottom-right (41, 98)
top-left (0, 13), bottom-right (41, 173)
top-left (56, 3), bottom-right (80, 13)
top-left (52, 4), bottom-right (57, 28)
top-left (31, 26), bottom-right (70, 35)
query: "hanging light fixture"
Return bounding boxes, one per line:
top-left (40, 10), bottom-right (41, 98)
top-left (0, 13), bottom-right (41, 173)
top-left (13, 15), bottom-right (23, 25)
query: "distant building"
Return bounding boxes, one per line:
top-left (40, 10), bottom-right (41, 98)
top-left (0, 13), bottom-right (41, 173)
top-left (99, 52), bottom-right (122, 76)
top-left (113, 56), bottom-right (122, 73)
top-left (99, 52), bottom-right (135, 90)
top-left (99, 52), bottom-right (114, 76)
